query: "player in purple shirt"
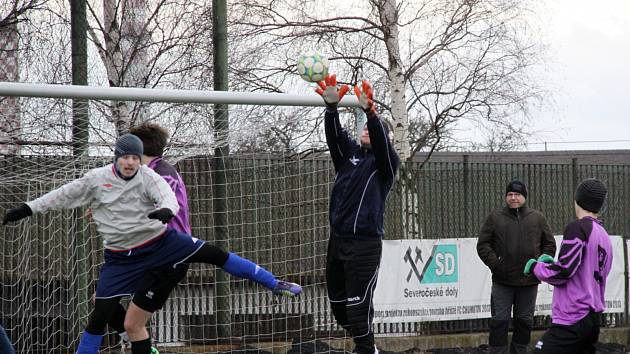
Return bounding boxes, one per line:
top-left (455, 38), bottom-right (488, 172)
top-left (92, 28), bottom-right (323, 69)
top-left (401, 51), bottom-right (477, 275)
top-left (524, 178), bottom-right (611, 354)
top-left (147, 156), bottom-right (191, 234)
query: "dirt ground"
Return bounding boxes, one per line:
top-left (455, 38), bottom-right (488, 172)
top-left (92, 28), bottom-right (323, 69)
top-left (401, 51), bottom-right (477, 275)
top-left (208, 340), bottom-right (629, 354)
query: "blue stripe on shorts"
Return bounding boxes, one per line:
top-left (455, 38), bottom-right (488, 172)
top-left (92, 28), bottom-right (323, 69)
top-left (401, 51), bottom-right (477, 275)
top-left (95, 228), bottom-right (204, 298)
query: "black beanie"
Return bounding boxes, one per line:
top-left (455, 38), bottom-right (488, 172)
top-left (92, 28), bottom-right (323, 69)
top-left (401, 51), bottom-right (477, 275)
top-left (114, 134), bottom-right (143, 160)
top-left (575, 178), bottom-right (607, 213)
top-left (506, 180), bottom-right (527, 199)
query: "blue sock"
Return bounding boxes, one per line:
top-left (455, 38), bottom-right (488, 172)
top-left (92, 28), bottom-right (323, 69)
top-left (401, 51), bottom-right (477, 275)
top-left (222, 253), bottom-right (278, 290)
top-left (76, 331), bottom-right (103, 354)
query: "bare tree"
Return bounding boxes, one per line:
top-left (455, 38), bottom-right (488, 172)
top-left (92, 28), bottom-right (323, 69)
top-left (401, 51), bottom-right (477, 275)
top-left (0, 0), bottom-right (46, 29)
top-left (0, 0), bottom-right (223, 155)
top-left (86, 0), bottom-right (216, 135)
top-left (230, 0), bottom-right (546, 159)
top-left (0, 1), bottom-right (47, 155)
top-left (3, 0), bottom-right (546, 159)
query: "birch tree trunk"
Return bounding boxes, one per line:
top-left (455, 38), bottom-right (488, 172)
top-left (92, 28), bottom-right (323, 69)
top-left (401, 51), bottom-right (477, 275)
top-left (377, 0), bottom-right (410, 160)
top-left (376, 0), bottom-right (420, 238)
top-left (120, 0), bottom-right (150, 124)
top-left (103, 0), bottom-right (131, 134)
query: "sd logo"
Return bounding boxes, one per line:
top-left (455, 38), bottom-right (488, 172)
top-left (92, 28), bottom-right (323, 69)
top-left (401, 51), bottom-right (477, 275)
top-left (404, 244), bottom-right (458, 284)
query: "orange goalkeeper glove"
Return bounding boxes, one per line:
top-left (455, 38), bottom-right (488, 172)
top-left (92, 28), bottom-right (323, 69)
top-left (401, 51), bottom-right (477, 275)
top-left (315, 74), bottom-right (349, 109)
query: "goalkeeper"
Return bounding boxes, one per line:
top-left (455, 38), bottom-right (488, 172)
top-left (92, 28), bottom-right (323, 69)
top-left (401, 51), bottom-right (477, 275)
top-left (2, 133), bottom-right (301, 354)
top-left (316, 74), bottom-right (399, 354)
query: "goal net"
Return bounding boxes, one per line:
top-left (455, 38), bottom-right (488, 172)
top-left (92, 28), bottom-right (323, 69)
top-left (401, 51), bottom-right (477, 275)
top-left (0, 84), bottom-right (364, 353)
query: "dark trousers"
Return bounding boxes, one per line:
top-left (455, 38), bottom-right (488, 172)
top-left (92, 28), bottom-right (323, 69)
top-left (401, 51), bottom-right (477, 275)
top-left (489, 282), bottom-right (538, 354)
top-left (532, 311), bottom-right (601, 354)
top-left (326, 236), bottom-right (382, 354)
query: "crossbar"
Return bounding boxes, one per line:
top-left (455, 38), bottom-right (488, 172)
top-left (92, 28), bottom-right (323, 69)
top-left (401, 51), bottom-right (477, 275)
top-left (0, 82), bottom-right (361, 107)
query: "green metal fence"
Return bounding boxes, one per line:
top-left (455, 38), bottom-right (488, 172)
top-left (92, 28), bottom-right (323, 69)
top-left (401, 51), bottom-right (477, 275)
top-left (1, 154), bottom-right (629, 351)
top-left (394, 159), bottom-right (630, 241)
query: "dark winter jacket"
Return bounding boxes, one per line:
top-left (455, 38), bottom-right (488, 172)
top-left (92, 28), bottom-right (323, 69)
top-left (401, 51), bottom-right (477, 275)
top-left (477, 205), bottom-right (556, 287)
top-left (325, 108), bottom-right (399, 238)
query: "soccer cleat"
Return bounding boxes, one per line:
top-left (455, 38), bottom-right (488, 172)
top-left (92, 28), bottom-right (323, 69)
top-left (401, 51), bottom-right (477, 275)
top-left (150, 347), bottom-right (159, 354)
top-left (272, 280), bottom-right (302, 297)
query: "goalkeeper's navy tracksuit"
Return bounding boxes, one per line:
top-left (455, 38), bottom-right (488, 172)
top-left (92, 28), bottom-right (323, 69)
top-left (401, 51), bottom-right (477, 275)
top-left (324, 107), bottom-right (399, 354)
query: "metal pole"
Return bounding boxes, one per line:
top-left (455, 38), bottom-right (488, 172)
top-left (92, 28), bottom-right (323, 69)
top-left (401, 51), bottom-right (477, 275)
top-left (70, 0), bottom-right (89, 346)
top-left (213, 0), bottom-right (231, 340)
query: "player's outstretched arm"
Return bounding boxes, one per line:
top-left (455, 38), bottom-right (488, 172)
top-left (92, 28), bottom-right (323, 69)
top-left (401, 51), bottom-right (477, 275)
top-left (4, 174), bottom-right (95, 225)
top-left (316, 74), bottom-right (356, 171)
top-left (2, 204), bottom-right (33, 225)
top-left (355, 80), bottom-right (399, 180)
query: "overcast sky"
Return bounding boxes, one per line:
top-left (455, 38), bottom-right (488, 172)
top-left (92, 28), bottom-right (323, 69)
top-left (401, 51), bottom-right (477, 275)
top-left (528, 0), bottom-right (630, 151)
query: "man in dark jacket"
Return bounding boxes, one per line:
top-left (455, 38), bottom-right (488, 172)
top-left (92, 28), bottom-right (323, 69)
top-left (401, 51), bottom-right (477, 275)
top-left (477, 180), bottom-right (556, 354)
top-left (316, 74), bottom-right (399, 354)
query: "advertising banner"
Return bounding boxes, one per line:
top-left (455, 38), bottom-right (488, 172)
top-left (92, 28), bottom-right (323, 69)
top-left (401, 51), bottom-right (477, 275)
top-left (373, 238), bottom-right (491, 323)
top-left (373, 237), bottom-right (625, 323)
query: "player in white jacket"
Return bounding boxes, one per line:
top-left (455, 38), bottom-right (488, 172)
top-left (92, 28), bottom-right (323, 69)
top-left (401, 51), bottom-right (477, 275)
top-left (2, 134), bottom-right (301, 354)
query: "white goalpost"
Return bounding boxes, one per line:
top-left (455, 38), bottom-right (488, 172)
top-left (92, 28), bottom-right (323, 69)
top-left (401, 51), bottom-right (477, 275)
top-left (0, 82), bottom-right (362, 354)
top-left (0, 82), bottom-right (362, 107)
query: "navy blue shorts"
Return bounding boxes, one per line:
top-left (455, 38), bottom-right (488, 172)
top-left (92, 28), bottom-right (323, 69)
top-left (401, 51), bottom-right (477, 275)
top-left (95, 228), bottom-right (204, 299)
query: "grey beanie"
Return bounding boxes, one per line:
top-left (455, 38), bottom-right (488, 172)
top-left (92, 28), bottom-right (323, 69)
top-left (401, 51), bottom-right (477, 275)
top-left (575, 178), bottom-right (607, 213)
top-left (114, 133), bottom-right (143, 160)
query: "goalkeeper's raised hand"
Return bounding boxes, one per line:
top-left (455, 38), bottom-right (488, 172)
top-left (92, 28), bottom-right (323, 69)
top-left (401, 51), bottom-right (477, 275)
top-left (148, 208), bottom-right (175, 224)
top-left (2, 204), bottom-right (33, 225)
top-left (315, 74), bottom-right (349, 109)
top-left (353, 80), bottom-right (376, 115)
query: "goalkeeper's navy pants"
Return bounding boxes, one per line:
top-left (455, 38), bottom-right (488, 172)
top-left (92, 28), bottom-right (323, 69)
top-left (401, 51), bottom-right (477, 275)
top-left (326, 235), bottom-right (382, 354)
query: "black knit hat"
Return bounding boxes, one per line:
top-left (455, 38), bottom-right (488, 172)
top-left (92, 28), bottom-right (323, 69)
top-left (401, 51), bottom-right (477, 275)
top-left (114, 134), bottom-right (143, 160)
top-left (506, 180), bottom-right (527, 199)
top-left (575, 178), bottom-right (607, 213)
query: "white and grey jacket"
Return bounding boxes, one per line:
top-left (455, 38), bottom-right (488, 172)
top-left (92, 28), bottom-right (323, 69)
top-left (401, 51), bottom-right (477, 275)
top-left (27, 164), bottom-right (180, 250)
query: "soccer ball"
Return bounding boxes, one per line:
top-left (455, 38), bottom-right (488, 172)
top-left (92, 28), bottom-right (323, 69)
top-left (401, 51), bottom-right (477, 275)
top-left (296, 51), bottom-right (329, 83)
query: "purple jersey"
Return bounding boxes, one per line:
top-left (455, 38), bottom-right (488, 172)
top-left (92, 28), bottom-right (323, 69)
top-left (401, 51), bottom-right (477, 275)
top-left (148, 157), bottom-right (192, 235)
top-left (533, 216), bottom-right (612, 325)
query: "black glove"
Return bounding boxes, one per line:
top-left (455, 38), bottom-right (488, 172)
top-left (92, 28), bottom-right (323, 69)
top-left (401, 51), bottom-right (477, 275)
top-left (3, 203), bottom-right (33, 225)
top-left (148, 208), bottom-right (175, 224)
